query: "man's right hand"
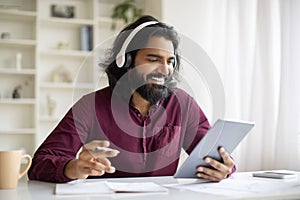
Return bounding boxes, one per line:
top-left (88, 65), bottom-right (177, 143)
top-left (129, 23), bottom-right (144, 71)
top-left (64, 140), bottom-right (119, 179)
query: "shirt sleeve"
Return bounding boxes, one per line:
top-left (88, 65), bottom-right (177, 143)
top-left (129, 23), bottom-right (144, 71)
top-left (28, 97), bottom-right (91, 183)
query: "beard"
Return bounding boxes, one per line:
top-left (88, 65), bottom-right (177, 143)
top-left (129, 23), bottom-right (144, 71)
top-left (129, 70), bottom-right (176, 105)
top-left (136, 84), bottom-right (169, 105)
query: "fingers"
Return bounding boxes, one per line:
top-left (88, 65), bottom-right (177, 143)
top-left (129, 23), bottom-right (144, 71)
top-left (95, 147), bottom-right (120, 158)
top-left (70, 140), bottom-right (120, 179)
top-left (75, 157), bottom-right (116, 177)
top-left (76, 159), bottom-right (107, 176)
top-left (202, 149), bottom-right (232, 173)
top-left (196, 166), bottom-right (227, 182)
top-left (95, 157), bottom-right (116, 174)
top-left (64, 158), bottom-right (108, 179)
top-left (81, 140), bottom-right (120, 160)
top-left (83, 140), bottom-right (110, 151)
top-left (196, 147), bottom-right (235, 182)
top-left (219, 147), bottom-right (235, 171)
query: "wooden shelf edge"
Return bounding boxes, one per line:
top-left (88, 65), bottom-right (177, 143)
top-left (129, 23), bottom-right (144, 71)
top-left (0, 98), bottom-right (36, 104)
top-left (39, 17), bottom-right (94, 25)
top-left (40, 49), bottom-right (91, 57)
top-left (0, 9), bottom-right (36, 17)
top-left (0, 39), bottom-right (36, 46)
top-left (39, 82), bottom-right (94, 89)
top-left (0, 129), bottom-right (36, 134)
top-left (0, 68), bottom-right (36, 75)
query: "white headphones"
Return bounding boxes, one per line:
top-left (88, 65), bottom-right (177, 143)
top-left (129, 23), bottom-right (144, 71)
top-left (115, 21), bottom-right (159, 68)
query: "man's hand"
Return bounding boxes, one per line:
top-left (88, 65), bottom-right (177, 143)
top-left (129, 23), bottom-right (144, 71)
top-left (196, 147), bottom-right (234, 182)
top-left (64, 140), bottom-right (119, 179)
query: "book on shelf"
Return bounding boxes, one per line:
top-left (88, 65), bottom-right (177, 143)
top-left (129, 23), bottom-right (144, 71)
top-left (80, 25), bottom-right (93, 51)
top-left (88, 26), bottom-right (93, 51)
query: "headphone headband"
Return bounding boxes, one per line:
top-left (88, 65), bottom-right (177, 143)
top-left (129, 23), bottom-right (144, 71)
top-left (116, 21), bottom-right (159, 68)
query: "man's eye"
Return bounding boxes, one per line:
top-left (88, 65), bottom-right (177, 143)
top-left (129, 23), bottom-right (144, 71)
top-left (148, 59), bottom-right (158, 62)
top-left (167, 60), bottom-right (174, 65)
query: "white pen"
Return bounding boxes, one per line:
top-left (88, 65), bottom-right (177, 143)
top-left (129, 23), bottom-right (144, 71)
top-left (96, 146), bottom-right (118, 153)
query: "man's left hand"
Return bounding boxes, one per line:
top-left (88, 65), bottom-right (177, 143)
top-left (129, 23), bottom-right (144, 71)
top-left (196, 147), bottom-right (235, 182)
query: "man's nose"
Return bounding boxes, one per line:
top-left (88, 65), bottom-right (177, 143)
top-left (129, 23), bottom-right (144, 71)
top-left (158, 61), bottom-right (171, 75)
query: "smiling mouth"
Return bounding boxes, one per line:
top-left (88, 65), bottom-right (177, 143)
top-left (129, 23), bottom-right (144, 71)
top-left (147, 76), bottom-right (165, 85)
top-left (146, 73), bottom-right (167, 85)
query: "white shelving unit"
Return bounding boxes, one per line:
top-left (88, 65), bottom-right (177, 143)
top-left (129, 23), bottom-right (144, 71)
top-left (0, 0), bottom-right (37, 154)
top-left (0, 0), bottom-right (162, 155)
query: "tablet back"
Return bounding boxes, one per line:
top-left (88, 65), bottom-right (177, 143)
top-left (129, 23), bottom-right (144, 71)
top-left (174, 119), bottom-right (254, 178)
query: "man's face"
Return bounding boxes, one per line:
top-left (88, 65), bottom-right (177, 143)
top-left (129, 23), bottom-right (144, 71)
top-left (129, 36), bottom-right (176, 104)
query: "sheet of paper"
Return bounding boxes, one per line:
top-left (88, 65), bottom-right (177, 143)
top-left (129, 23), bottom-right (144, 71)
top-left (166, 177), bottom-right (300, 197)
top-left (55, 181), bottom-right (113, 195)
top-left (56, 180), bottom-right (168, 195)
top-left (105, 182), bottom-right (168, 193)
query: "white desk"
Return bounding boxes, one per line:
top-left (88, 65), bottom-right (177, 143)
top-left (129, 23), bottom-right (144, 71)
top-left (1, 171), bottom-right (300, 200)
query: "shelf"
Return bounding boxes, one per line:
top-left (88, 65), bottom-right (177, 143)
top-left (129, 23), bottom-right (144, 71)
top-left (0, 9), bottom-right (37, 20)
top-left (97, 16), bottom-right (123, 26)
top-left (0, 98), bottom-right (36, 105)
top-left (0, 128), bottom-right (36, 135)
top-left (40, 17), bottom-right (94, 26)
top-left (0, 68), bottom-right (36, 75)
top-left (40, 49), bottom-right (90, 58)
top-left (0, 0), bottom-right (159, 156)
top-left (97, 16), bottom-right (116, 24)
top-left (39, 116), bottom-right (61, 122)
top-left (0, 39), bottom-right (36, 47)
top-left (40, 82), bottom-right (94, 89)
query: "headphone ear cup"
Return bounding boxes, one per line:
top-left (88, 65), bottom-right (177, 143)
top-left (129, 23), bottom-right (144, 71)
top-left (173, 55), bottom-right (177, 69)
top-left (123, 53), bottom-right (132, 69)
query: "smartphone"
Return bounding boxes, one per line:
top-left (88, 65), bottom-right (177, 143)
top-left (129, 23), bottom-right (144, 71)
top-left (252, 172), bottom-right (297, 179)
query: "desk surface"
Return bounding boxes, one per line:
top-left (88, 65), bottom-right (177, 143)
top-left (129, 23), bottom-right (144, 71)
top-left (1, 171), bottom-right (300, 200)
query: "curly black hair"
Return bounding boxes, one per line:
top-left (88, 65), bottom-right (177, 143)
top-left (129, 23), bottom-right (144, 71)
top-left (100, 15), bottom-right (181, 89)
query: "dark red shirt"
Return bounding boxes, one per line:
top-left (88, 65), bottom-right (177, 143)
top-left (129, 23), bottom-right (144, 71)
top-left (28, 86), bottom-right (210, 183)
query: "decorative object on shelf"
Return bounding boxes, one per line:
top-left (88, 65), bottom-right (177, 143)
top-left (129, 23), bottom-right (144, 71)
top-left (16, 52), bottom-right (22, 71)
top-left (46, 95), bottom-right (56, 116)
top-left (1, 32), bottom-right (11, 39)
top-left (12, 85), bottom-right (22, 99)
top-left (11, 78), bottom-right (33, 99)
top-left (111, 0), bottom-right (144, 30)
top-left (51, 66), bottom-right (73, 83)
top-left (57, 41), bottom-right (69, 50)
top-left (51, 4), bottom-right (75, 18)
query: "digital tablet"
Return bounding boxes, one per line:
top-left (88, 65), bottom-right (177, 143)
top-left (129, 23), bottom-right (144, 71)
top-left (174, 119), bottom-right (254, 178)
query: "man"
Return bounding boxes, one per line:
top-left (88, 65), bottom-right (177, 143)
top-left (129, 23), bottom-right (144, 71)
top-left (28, 15), bottom-right (235, 183)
